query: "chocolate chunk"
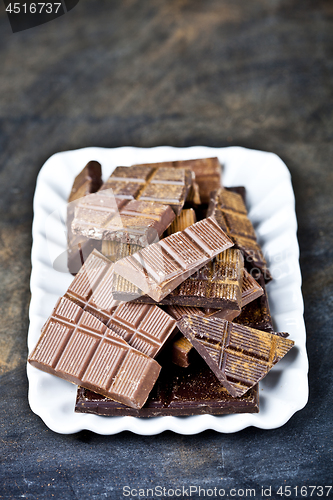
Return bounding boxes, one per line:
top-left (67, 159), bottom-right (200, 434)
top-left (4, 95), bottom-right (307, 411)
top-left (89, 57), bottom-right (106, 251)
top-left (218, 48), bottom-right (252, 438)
top-left (114, 217), bottom-right (234, 302)
top-left (75, 353), bottom-right (259, 417)
top-left (64, 249), bottom-right (177, 357)
top-left (72, 198), bottom-right (175, 246)
top-left (177, 315), bottom-right (294, 397)
top-left (67, 161), bottom-right (103, 275)
top-left (207, 188), bottom-right (272, 281)
top-left (28, 297), bottom-right (161, 409)
top-left (134, 157), bottom-right (222, 204)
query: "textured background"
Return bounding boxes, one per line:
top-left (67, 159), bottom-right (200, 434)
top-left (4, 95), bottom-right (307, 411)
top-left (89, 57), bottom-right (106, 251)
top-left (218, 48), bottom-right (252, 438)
top-left (0, 0), bottom-right (332, 498)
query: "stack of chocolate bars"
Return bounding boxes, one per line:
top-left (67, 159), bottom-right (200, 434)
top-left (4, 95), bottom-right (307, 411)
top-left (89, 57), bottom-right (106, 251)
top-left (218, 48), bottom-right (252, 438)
top-left (28, 158), bottom-right (294, 416)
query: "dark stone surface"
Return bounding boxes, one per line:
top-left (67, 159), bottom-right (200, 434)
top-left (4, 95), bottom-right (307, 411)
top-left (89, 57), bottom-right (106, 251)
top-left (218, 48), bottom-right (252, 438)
top-left (0, 0), bottom-right (332, 498)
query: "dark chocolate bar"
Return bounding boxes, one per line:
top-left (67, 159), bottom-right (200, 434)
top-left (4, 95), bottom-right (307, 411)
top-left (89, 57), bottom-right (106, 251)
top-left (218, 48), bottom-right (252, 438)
top-left (72, 198), bottom-right (175, 246)
top-left (28, 297), bottom-right (161, 409)
top-left (114, 217), bottom-right (234, 302)
top-left (67, 161), bottom-right (103, 275)
top-left (207, 188), bottom-right (272, 281)
top-left (99, 164), bottom-right (192, 215)
top-left (64, 249), bottom-right (177, 357)
top-left (75, 352), bottom-right (259, 416)
top-left (177, 315), bottom-right (294, 397)
top-left (133, 157), bottom-right (222, 204)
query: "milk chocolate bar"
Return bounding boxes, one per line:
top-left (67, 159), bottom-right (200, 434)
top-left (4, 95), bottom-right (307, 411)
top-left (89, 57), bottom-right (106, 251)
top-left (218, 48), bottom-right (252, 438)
top-left (207, 188), bottom-right (272, 281)
top-left (133, 157), bottom-right (222, 204)
top-left (99, 164), bottom-right (192, 215)
top-left (114, 217), bottom-right (234, 302)
top-left (67, 161), bottom-right (103, 274)
top-left (65, 249), bottom-right (177, 357)
top-left (28, 297), bottom-right (161, 409)
top-left (72, 198), bottom-right (175, 246)
top-left (177, 315), bottom-right (294, 397)
top-left (75, 352), bottom-right (259, 416)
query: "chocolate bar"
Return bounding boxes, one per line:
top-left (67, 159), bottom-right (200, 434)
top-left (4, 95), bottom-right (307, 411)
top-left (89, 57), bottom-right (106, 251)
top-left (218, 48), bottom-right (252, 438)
top-left (72, 198), bottom-right (175, 246)
top-left (67, 161), bottom-right (103, 274)
top-left (207, 188), bottom-right (272, 281)
top-left (99, 164), bottom-right (192, 215)
top-left (64, 249), bottom-right (177, 357)
top-left (75, 352), bottom-right (259, 416)
top-left (177, 315), bottom-right (294, 397)
top-left (28, 297), bottom-right (161, 409)
top-left (133, 157), bottom-right (222, 204)
top-left (114, 217), bottom-right (234, 302)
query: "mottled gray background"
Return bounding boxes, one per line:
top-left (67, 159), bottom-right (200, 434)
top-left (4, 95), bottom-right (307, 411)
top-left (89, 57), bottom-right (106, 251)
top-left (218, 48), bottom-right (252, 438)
top-left (0, 1), bottom-right (332, 499)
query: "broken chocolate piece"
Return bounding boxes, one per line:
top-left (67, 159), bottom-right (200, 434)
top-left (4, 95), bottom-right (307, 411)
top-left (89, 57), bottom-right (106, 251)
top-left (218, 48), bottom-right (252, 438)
top-left (177, 315), bottom-right (294, 397)
top-left (114, 217), bottom-right (234, 302)
top-left (207, 188), bottom-right (272, 281)
top-left (28, 297), bottom-right (161, 409)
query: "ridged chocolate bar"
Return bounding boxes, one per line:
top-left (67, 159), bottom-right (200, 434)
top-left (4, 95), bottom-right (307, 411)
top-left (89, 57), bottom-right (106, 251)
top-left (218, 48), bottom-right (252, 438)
top-left (207, 188), bottom-right (272, 281)
top-left (177, 315), bottom-right (294, 397)
top-left (99, 164), bottom-right (192, 215)
top-left (114, 217), bottom-right (234, 302)
top-left (67, 161), bottom-right (103, 275)
top-left (133, 157), bottom-right (222, 204)
top-left (28, 297), bottom-right (161, 409)
top-left (64, 249), bottom-right (177, 357)
top-left (75, 352), bottom-right (259, 417)
top-left (72, 198), bottom-right (175, 246)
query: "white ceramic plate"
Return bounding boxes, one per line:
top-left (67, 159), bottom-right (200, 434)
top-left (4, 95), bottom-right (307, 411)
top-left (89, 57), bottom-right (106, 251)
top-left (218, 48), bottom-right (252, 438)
top-left (27, 146), bottom-right (308, 435)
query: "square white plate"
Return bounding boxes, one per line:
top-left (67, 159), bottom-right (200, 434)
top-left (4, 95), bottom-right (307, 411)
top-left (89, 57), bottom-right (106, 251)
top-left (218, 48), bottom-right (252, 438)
top-left (27, 146), bottom-right (308, 434)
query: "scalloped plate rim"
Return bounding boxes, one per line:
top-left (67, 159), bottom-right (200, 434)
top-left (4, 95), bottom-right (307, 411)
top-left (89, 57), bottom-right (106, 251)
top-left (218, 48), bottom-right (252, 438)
top-left (27, 145), bottom-right (308, 435)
